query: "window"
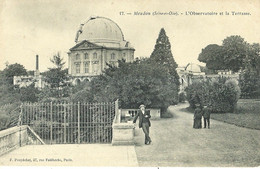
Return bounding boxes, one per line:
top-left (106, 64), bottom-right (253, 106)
top-left (122, 53), bottom-right (126, 61)
top-left (92, 61), bottom-right (99, 73)
top-left (76, 54), bottom-right (80, 60)
top-left (93, 52), bottom-right (97, 59)
top-left (75, 63), bottom-right (80, 73)
top-left (84, 53), bottom-right (89, 60)
top-left (111, 53), bottom-right (115, 60)
top-left (84, 62), bottom-right (89, 73)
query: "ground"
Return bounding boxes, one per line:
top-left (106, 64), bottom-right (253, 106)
top-left (1, 103), bottom-right (260, 167)
top-left (134, 103), bottom-right (260, 167)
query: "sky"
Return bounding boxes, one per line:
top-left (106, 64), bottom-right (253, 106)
top-left (0, 0), bottom-right (259, 72)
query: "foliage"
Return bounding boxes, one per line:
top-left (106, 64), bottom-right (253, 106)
top-left (41, 53), bottom-right (69, 99)
top-left (198, 35), bottom-right (256, 73)
top-left (2, 63), bottom-right (27, 84)
top-left (198, 44), bottom-right (225, 70)
top-left (0, 103), bottom-right (20, 130)
top-left (178, 92), bottom-right (186, 103)
top-left (150, 28), bottom-right (179, 85)
top-left (246, 43), bottom-right (260, 75)
top-left (185, 77), bottom-right (241, 113)
top-left (222, 35), bottom-right (248, 72)
top-left (0, 72), bottom-right (20, 106)
top-left (239, 69), bottom-right (260, 98)
top-left (71, 59), bottom-right (179, 114)
top-left (50, 52), bottom-right (66, 69)
top-left (19, 83), bottom-right (40, 102)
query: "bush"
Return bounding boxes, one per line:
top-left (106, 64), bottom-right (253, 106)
top-left (0, 103), bottom-right (20, 130)
top-left (185, 77), bottom-right (241, 113)
top-left (178, 92), bottom-right (186, 103)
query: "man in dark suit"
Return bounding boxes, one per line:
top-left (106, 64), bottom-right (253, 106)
top-left (133, 104), bottom-right (152, 145)
top-left (202, 105), bottom-right (211, 129)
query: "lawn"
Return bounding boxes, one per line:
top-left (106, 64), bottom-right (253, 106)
top-left (183, 99), bottom-right (260, 130)
top-left (210, 99), bottom-right (260, 130)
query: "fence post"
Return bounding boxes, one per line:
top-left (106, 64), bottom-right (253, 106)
top-left (19, 104), bottom-right (23, 147)
top-left (50, 102), bottom-right (53, 144)
top-left (64, 102), bottom-right (66, 144)
top-left (77, 102), bottom-right (80, 144)
top-left (115, 99), bottom-right (120, 123)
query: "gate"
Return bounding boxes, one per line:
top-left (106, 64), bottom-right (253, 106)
top-left (20, 101), bottom-right (116, 144)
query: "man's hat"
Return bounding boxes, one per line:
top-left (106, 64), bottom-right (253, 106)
top-left (139, 104), bottom-right (146, 108)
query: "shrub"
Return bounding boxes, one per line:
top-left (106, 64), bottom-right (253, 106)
top-left (0, 103), bottom-right (20, 130)
top-left (178, 92), bottom-right (186, 103)
top-left (186, 77), bottom-right (241, 113)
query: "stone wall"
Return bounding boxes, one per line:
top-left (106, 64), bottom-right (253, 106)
top-left (0, 126), bottom-right (28, 156)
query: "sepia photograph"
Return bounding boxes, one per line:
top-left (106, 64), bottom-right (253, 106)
top-left (0, 0), bottom-right (259, 168)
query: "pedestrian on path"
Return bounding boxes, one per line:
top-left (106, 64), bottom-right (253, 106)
top-left (133, 104), bottom-right (152, 145)
top-left (202, 105), bottom-right (211, 129)
top-left (193, 104), bottom-right (202, 129)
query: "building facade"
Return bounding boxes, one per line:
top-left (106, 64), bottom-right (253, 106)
top-left (68, 16), bottom-right (135, 85)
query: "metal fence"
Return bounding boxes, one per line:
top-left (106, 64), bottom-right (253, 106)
top-left (20, 101), bottom-right (116, 144)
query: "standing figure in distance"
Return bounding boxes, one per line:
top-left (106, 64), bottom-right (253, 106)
top-left (193, 104), bottom-right (202, 129)
top-left (202, 105), bottom-right (211, 129)
top-left (133, 104), bottom-right (152, 145)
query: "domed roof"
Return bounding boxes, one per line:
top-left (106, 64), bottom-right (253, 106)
top-left (185, 63), bottom-right (201, 73)
top-left (76, 16), bottom-right (124, 43)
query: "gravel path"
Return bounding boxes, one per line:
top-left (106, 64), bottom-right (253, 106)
top-left (134, 103), bottom-right (260, 167)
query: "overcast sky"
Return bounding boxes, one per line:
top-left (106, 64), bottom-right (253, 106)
top-left (0, 0), bottom-right (259, 72)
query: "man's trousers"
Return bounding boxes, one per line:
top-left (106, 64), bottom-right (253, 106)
top-left (142, 122), bottom-right (151, 144)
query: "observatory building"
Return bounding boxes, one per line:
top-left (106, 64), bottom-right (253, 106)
top-left (68, 16), bottom-right (135, 84)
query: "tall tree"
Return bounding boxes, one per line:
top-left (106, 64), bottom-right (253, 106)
top-left (246, 43), bottom-right (260, 75)
top-left (50, 52), bottom-right (66, 69)
top-left (198, 44), bottom-right (226, 70)
top-left (222, 35), bottom-right (248, 72)
top-left (42, 53), bottom-right (68, 99)
top-left (150, 28), bottom-right (179, 84)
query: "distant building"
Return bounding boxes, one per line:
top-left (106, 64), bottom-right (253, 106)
top-left (177, 63), bottom-right (239, 93)
top-left (13, 55), bottom-right (46, 88)
top-left (68, 16), bottom-right (135, 85)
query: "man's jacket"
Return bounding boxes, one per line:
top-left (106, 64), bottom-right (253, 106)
top-left (202, 107), bottom-right (211, 118)
top-left (133, 110), bottom-right (151, 128)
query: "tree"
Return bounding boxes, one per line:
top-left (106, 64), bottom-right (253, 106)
top-left (50, 52), bottom-right (66, 69)
top-left (198, 44), bottom-right (226, 70)
top-left (222, 35), bottom-right (248, 72)
top-left (239, 69), bottom-right (260, 98)
top-left (42, 53), bottom-right (68, 99)
top-left (246, 43), bottom-right (260, 75)
top-left (71, 59), bottom-right (179, 114)
top-left (150, 28), bottom-right (179, 85)
top-left (2, 63), bottom-right (27, 84)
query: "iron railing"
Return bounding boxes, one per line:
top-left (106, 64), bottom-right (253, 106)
top-left (20, 101), bottom-right (116, 144)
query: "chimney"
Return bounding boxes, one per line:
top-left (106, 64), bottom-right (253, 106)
top-left (35, 55), bottom-right (40, 77)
